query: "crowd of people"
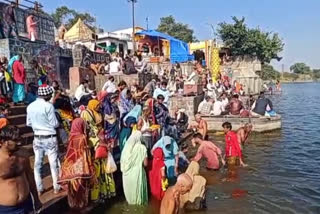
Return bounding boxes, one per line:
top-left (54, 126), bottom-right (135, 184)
top-left (0, 52), bottom-right (273, 214)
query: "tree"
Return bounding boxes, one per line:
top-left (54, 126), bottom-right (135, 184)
top-left (256, 64), bottom-right (280, 80)
top-left (51, 6), bottom-right (96, 31)
top-left (157, 16), bottom-right (197, 43)
top-left (290, 63), bottom-right (311, 74)
top-left (312, 69), bottom-right (320, 80)
top-left (217, 17), bottom-right (284, 64)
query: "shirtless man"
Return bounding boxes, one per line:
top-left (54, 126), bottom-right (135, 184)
top-left (189, 114), bottom-right (208, 140)
top-left (160, 173), bottom-right (193, 214)
top-left (0, 126), bottom-right (42, 213)
top-left (237, 123), bottom-right (253, 146)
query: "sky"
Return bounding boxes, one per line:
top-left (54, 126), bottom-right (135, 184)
top-left (36, 0), bottom-right (320, 71)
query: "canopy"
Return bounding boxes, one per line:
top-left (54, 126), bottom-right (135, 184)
top-left (64, 18), bottom-right (94, 42)
top-left (135, 30), bottom-right (192, 63)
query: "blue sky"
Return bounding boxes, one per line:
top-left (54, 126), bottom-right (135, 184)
top-left (38, 0), bottom-right (320, 71)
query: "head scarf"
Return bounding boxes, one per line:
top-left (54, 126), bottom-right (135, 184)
top-left (123, 105), bottom-right (142, 122)
top-left (103, 93), bottom-right (117, 115)
top-left (97, 90), bottom-right (108, 102)
top-left (120, 131), bottom-right (145, 173)
top-left (149, 148), bottom-right (165, 200)
top-left (69, 118), bottom-right (86, 137)
top-left (87, 99), bottom-right (102, 124)
top-left (180, 161), bottom-right (206, 204)
top-left (8, 55), bottom-right (19, 74)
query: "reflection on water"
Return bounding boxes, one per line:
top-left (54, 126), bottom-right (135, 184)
top-left (91, 83), bottom-right (320, 214)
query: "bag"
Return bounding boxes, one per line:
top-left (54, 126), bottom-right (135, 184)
top-left (95, 145), bottom-right (108, 159)
top-left (105, 152), bottom-right (117, 173)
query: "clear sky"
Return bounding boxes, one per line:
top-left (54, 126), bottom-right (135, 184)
top-left (38, 0), bottom-right (320, 71)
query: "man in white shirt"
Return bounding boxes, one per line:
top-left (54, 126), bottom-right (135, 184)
top-left (221, 93), bottom-right (229, 110)
top-left (207, 79), bottom-right (217, 100)
top-left (153, 81), bottom-right (171, 107)
top-left (197, 96), bottom-right (214, 115)
top-left (26, 85), bottom-right (60, 195)
top-left (74, 80), bottom-right (91, 101)
top-left (107, 58), bottom-right (121, 74)
top-left (102, 76), bottom-right (117, 93)
top-left (212, 99), bottom-right (224, 116)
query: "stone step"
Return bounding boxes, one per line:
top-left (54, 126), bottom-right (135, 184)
top-left (8, 114), bottom-right (27, 126)
top-left (9, 105), bottom-right (27, 115)
top-left (16, 124), bottom-right (33, 135)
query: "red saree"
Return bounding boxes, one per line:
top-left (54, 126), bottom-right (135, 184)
top-left (59, 118), bottom-right (94, 209)
top-left (149, 148), bottom-right (165, 200)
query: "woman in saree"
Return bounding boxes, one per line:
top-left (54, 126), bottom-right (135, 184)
top-left (152, 135), bottom-right (179, 185)
top-left (149, 147), bottom-right (166, 200)
top-left (81, 99), bottom-right (116, 202)
top-left (119, 104), bottom-right (142, 151)
top-left (59, 118), bottom-right (94, 209)
top-left (180, 161), bottom-right (206, 210)
top-left (121, 131), bottom-right (148, 205)
top-left (103, 93), bottom-right (120, 148)
top-left (54, 96), bottom-right (74, 144)
top-left (119, 87), bottom-right (134, 122)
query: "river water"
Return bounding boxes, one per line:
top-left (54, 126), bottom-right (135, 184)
top-left (89, 83), bottom-right (320, 214)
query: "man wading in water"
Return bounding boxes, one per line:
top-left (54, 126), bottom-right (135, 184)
top-left (237, 123), bottom-right (253, 147)
top-left (0, 126), bottom-right (42, 213)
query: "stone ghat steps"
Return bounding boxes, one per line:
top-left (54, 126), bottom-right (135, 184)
top-left (8, 104), bottom-right (67, 212)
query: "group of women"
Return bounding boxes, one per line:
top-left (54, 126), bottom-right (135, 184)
top-left (59, 93), bottom-right (119, 208)
top-left (58, 81), bottom-right (207, 212)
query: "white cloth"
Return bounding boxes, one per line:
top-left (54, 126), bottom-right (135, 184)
top-left (153, 88), bottom-right (171, 107)
top-left (74, 84), bottom-right (90, 101)
top-left (102, 80), bottom-right (117, 93)
top-left (221, 98), bottom-right (229, 110)
top-left (109, 61), bottom-right (121, 74)
top-left (212, 100), bottom-right (224, 116)
top-left (26, 98), bottom-right (59, 135)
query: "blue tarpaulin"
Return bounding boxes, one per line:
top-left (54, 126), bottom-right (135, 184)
top-left (135, 30), bottom-right (193, 63)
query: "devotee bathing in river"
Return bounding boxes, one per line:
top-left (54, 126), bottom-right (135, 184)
top-left (237, 123), bottom-right (253, 147)
top-left (160, 173), bottom-right (193, 214)
top-left (189, 114), bottom-right (208, 140)
top-left (222, 122), bottom-right (247, 167)
top-left (180, 161), bottom-right (207, 210)
top-left (191, 133), bottom-right (225, 170)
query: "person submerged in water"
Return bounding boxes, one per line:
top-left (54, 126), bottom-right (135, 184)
top-left (160, 173), bottom-right (193, 214)
top-left (0, 126), bottom-right (42, 213)
top-left (237, 123), bottom-right (253, 147)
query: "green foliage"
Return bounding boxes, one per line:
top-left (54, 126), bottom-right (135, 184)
top-left (157, 16), bottom-right (197, 43)
top-left (217, 17), bottom-right (284, 64)
top-left (312, 69), bottom-right (320, 80)
top-left (256, 64), bottom-right (280, 80)
top-left (282, 72), bottom-right (299, 81)
top-left (290, 63), bottom-right (311, 74)
top-left (51, 6), bottom-right (96, 31)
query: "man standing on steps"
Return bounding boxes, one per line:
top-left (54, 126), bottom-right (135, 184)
top-left (26, 85), bottom-right (61, 195)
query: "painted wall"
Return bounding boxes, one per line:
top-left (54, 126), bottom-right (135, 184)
top-left (0, 2), bottom-right (55, 44)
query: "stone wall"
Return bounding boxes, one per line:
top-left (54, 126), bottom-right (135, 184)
top-left (69, 67), bottom-right (96, 94)
top-left (169, 95), bottom-right (204, 120)
top-left (94, 73), bottom-right (139, 91)
top-left (72, 44), bottom-right (111, 68)
top-left (0, 2), bottom-right (55, 44)
top-left (222, 56), bottom-right (263, 94)
top-left (0, 38), bottom-right (73, 88)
